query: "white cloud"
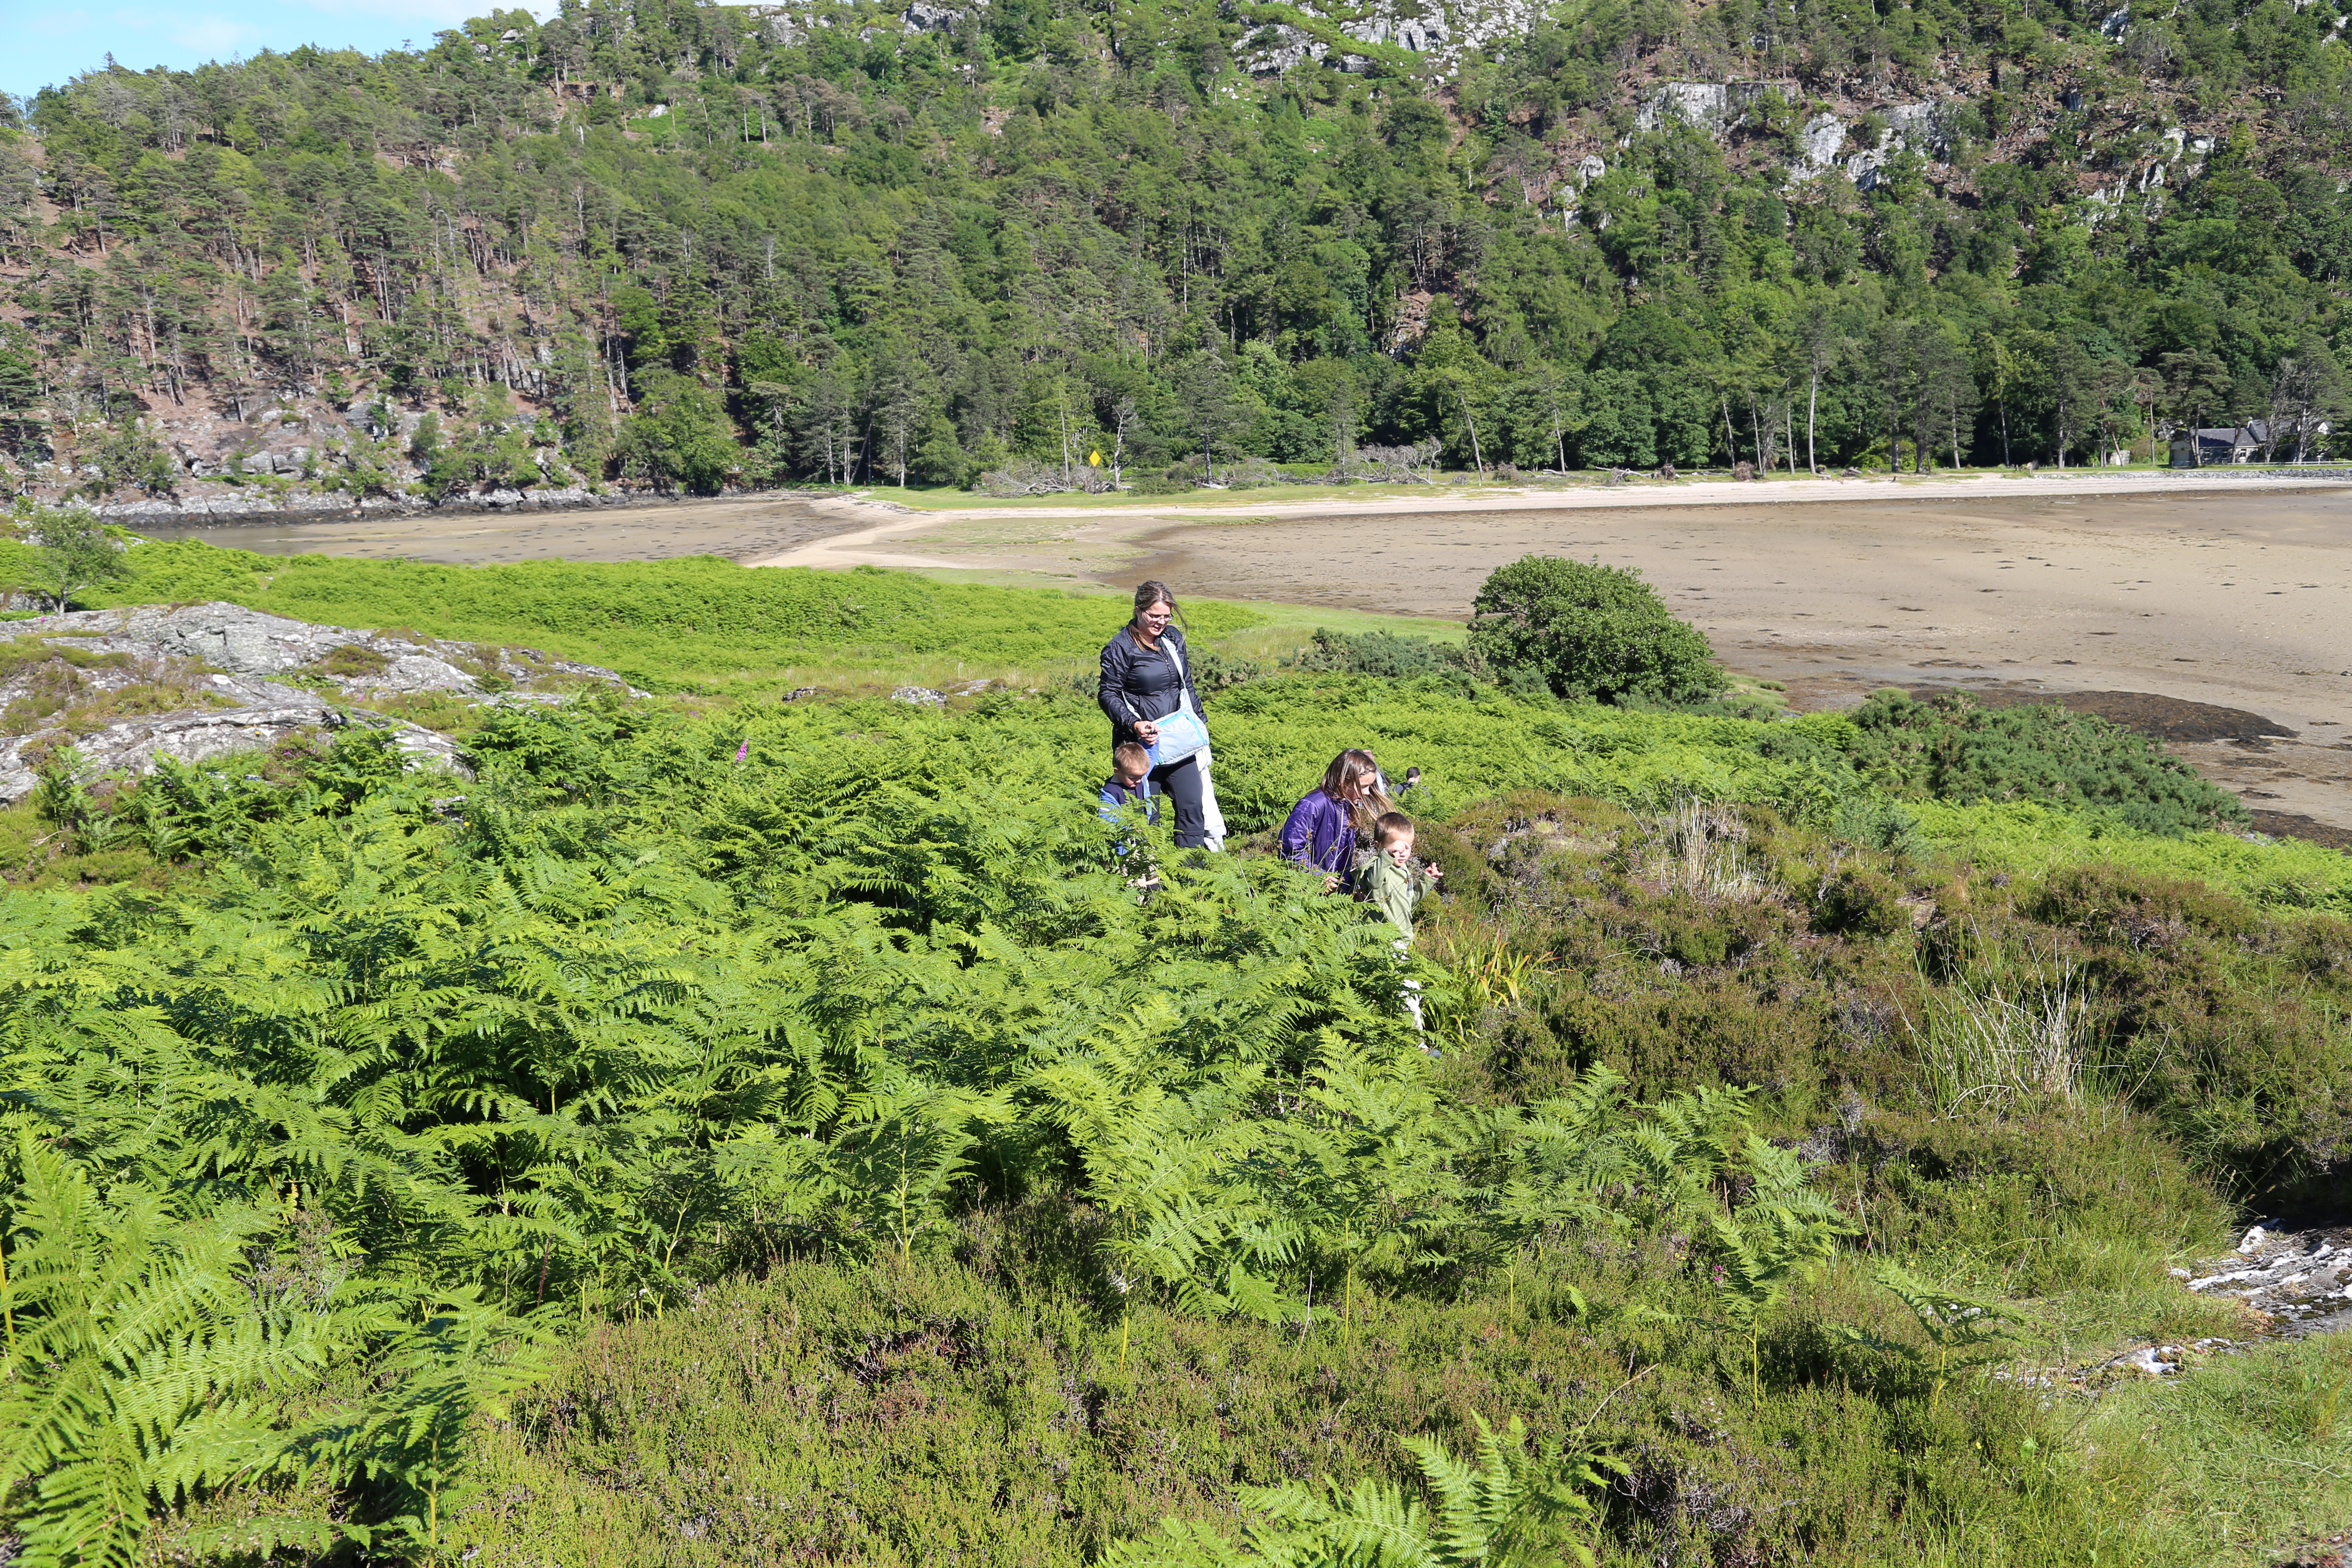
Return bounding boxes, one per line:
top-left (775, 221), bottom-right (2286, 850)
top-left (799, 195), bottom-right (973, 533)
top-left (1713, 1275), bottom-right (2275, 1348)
top-left (165, 14), bottom-right (269, 53)
top-left (26, 9), bottom-right (98, 40)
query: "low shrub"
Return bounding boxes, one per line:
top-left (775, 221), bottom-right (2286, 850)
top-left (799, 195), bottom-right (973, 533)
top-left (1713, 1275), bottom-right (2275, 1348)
top-left (1466, 554), bottom-right (1722, 704)
top-left (1849, 690), bottom-right (2247, 837)
top-left (1812, 866), bottom-right (1910, 940)
top-left (1281, 626), bottom-right (1482, 682)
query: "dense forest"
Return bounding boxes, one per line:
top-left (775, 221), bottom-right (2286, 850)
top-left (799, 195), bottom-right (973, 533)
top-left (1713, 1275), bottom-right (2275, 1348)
top-left (6, 0), bottom-right (2352, 500)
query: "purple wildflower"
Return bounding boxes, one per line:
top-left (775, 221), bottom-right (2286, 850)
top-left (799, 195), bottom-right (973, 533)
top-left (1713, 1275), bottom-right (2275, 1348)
top-left (734, 738), bottom-right (750, 764)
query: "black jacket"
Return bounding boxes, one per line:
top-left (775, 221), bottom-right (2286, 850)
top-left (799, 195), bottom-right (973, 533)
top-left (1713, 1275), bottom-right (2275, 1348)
top-left (1098, 625), bottom-right (1205, 748)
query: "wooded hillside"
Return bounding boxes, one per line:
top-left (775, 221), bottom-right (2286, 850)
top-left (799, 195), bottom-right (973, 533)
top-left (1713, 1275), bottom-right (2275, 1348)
top-left (3, 0), bottom-right (2351, 502)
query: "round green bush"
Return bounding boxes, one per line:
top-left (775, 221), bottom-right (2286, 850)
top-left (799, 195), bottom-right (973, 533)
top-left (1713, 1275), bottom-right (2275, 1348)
top-left (1466, 555), bottom-right (1721, 704)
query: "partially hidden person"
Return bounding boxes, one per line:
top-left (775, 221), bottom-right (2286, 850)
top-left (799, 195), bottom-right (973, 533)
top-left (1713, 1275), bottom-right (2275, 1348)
top-left (1278, 748), bottom-right (1391, 889)
top-left (1362, 811), bottom-right (1442, 1034)
top-left (1099, 740), bottom-right (1160, 886)
top-left (1098, 740), bottom-right (1157, 822)
top-left (1098, 579), bottom-right (1212, 849)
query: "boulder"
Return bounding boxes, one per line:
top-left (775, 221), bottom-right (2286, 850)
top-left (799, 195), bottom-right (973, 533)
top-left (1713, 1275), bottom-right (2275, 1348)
top-left (0, 702), bottom-right (468, 805)
top-left (10, 602), bottom-right (637, 698)
top-left (23, 602), bottom-right (355, 678)
top-left (0, 603), bottom-right (644, 806)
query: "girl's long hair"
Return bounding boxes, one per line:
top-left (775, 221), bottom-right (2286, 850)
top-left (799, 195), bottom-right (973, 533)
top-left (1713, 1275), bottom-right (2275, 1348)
top-left (1319, 749), bottom-right (1393, 836)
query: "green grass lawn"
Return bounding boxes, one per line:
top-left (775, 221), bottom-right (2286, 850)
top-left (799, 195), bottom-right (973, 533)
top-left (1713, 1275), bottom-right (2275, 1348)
top-left (91, 539), bottom-right (1462, 696)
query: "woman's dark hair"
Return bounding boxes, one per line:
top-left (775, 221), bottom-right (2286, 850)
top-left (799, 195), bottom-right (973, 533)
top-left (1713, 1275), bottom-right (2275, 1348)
top-left (1130, 579), bottom-right (1182, 630)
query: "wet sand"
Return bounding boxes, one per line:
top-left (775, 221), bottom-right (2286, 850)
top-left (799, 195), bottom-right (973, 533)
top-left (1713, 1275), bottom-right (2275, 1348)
top-left (744, 481), bottom-right (2352, 831)
top-left (132, 494), bottom-right (870, 564)
top-left (1108, 490), bottom-right (2352, 832)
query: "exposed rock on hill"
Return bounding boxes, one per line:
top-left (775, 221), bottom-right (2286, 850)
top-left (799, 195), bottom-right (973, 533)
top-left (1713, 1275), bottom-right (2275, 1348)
top-left (14, 601), bottom-right (639, 697)
top-left (0, 603), bottom-right (637, 804)
top-left (0, 704), bottom-right (466, 806)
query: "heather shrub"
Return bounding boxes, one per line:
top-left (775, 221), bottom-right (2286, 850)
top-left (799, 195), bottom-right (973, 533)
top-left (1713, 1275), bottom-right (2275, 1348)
top-left (1466, 555), bottom-right (1722, 704)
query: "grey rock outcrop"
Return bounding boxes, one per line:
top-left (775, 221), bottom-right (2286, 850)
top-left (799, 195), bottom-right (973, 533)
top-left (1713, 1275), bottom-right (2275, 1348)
top-left (1839, 101), bottom-right (1955, 188)
top-left (14, 602), bottom-right (637, 699)
top-left (0, 704), bottom-right (462, 806)
top-left (0, 602), bottom-right (638, 805)
top-left (1792, 113), bottom-right (1847, 178)
top-left (1629, 81), bottom-right (1965, 190)
top-left (1636, 80), bottom-right (1801, 135)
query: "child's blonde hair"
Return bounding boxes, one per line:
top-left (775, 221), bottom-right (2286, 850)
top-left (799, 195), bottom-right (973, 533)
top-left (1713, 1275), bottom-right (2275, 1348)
top-left (1374, 812), bottom-right (1415, 848)
top-left (1112, 741), bottom-right (1149, 775)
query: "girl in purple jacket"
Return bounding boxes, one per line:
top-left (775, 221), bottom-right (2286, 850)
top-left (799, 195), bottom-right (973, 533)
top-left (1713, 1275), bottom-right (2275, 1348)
top-left (1279, 750), bottom-right (1390, 886)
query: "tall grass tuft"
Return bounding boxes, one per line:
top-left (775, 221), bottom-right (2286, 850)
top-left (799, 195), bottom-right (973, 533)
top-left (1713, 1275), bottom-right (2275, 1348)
top-left (1912, 944), bottom-right (2100, 1115)
top-left (1636, 797), bottom-right (1757, 900)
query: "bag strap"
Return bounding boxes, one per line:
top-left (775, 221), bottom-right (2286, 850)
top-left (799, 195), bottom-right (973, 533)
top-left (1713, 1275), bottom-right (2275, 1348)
top-left (1164, 630), bottom-right (1195, 713)
top-left (1114, 628), bottom-right (1147, 723)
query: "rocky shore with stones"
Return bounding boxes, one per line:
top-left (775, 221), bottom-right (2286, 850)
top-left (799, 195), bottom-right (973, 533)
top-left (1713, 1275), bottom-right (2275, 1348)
top-left (85, 484), bottom-right (846, 527)
top-left (92, 485), bottom-right (600, 522)
top-left (1992, 1217), bottom-right (2352, 1405)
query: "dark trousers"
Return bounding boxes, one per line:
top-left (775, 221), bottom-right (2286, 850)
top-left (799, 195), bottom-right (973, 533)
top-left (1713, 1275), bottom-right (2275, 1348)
top-left (1150, 753), bottom-right (1207, 848)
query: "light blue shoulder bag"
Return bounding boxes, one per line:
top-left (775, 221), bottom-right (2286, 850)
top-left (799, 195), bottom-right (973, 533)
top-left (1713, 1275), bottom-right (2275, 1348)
top-left (1129, 632), bottom-right (1209, 768)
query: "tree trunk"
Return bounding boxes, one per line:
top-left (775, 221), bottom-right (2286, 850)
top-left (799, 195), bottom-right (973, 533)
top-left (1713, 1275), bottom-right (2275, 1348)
top-left (1807, 369), bottom-right (1819, 472)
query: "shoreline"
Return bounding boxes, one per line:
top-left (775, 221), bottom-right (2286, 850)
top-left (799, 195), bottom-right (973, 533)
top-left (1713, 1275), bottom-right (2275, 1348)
top-left (95, 469), bottom-right (2352, 836)
top-left (107, 486), bottom-right (849, 531)
top-left (747, 468), bottom-right (2352, 569)
top-left (94, 466), bottom-right (2352, 548)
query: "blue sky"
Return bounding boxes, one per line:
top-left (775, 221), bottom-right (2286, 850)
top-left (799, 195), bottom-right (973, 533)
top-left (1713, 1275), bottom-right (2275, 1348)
top-left (9, 0), bottom-right (541, 105)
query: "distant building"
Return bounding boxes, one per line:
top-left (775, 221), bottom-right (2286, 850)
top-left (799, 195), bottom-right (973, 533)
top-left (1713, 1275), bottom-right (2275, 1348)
top-left (2169, 420), bottom-right (2333, 465)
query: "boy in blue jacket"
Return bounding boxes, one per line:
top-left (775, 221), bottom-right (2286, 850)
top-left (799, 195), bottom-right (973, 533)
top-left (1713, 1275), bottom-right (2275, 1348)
top-left (1098, 741), bottom-right (1157, 824)
top-left (1099, 742), bottom-right (1160, 889)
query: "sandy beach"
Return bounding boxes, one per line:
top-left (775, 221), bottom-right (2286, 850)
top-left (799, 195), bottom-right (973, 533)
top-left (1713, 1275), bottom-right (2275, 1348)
top-left (132, 468), bottom-right (2352, 834)
top-left (744, 470), bottom-right (2352, 833)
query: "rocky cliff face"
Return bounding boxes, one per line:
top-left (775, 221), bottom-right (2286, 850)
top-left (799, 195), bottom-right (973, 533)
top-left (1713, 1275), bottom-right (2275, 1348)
top-left (0, 603), bottom-right (637, 804)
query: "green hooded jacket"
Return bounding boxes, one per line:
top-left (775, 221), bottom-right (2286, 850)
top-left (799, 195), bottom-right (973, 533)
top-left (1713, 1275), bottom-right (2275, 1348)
top-left (1360, 854), bottom-right (1437, 938)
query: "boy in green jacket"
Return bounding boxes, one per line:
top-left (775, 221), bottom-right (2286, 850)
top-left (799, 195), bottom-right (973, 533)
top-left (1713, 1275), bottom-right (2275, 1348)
top-left (1362, 812), bottom-right (1441, 1033)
